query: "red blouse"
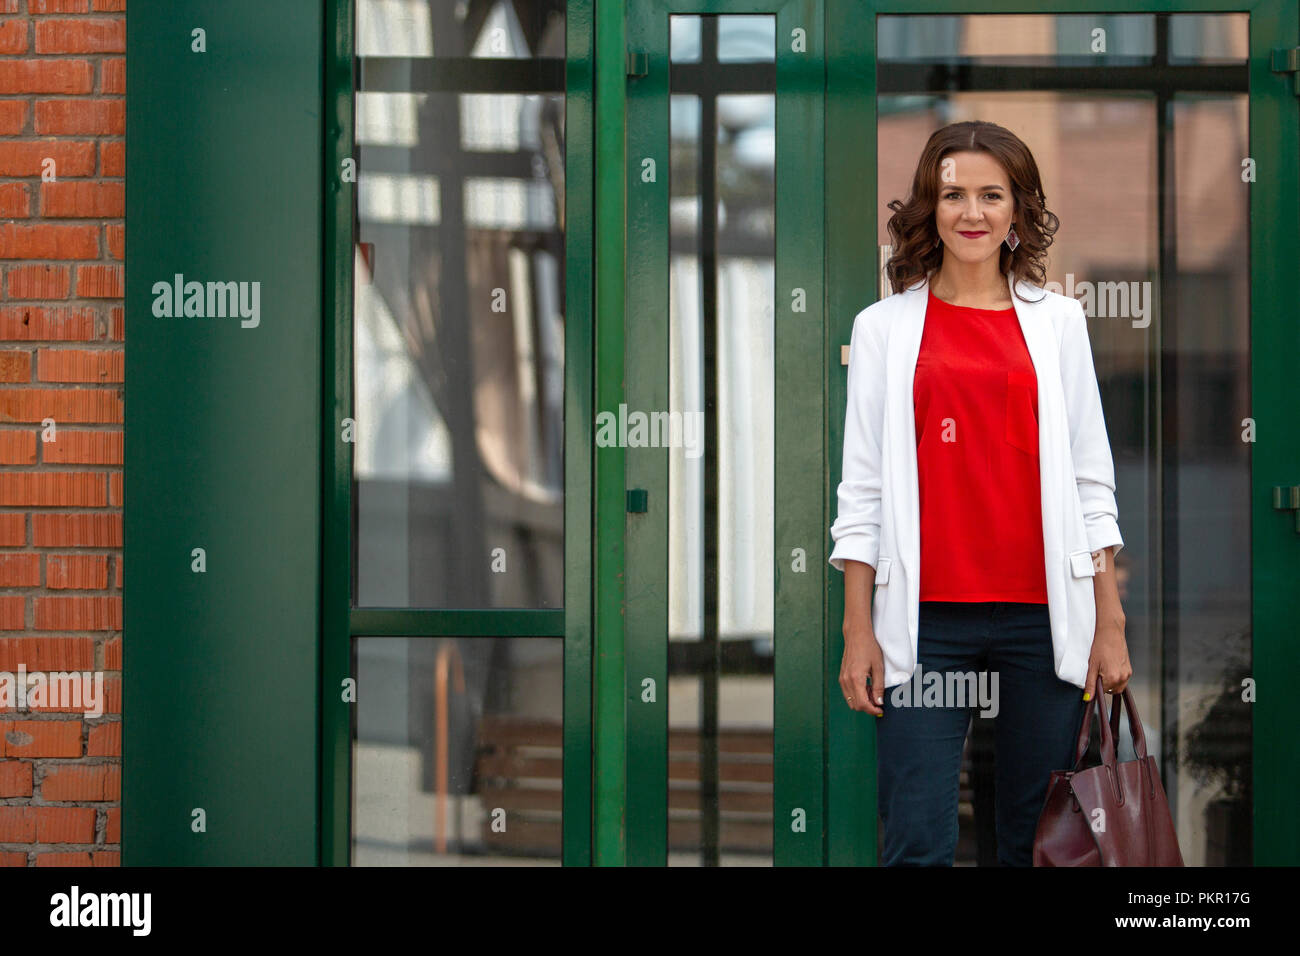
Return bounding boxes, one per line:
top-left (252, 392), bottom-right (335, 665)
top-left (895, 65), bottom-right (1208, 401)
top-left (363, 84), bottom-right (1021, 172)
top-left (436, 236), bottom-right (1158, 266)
top-left (913, 290), bottom-right (1048, 603)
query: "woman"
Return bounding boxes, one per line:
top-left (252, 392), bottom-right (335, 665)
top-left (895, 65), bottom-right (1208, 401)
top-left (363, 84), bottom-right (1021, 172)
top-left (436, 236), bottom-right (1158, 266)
top-left (828, 121), bottom-right (1132, 866)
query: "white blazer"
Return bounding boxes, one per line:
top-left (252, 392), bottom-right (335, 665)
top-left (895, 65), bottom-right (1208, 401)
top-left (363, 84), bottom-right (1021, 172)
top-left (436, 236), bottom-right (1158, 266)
top-left (828, 270), bottom-right (1124, 690)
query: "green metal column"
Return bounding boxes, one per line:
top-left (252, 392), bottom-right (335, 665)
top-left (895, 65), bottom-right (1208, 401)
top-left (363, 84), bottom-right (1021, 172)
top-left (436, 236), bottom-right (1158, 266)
top-left (321, 0), bottom-right (355, 868)
top-left (562, 0), bottom-right (598, 868)
top-left (594, 0), bottom-right (630, 865)
top-left (1247, 0), bottom-right (1300, 866)
top-left (124, 2), bottom-right (323, 864)
top-left (772, 0), bottom-right (827, 867)
top-left (622, 0), bottom-right (668, 869)
top-left (825, 0), bottom-right (879, 867)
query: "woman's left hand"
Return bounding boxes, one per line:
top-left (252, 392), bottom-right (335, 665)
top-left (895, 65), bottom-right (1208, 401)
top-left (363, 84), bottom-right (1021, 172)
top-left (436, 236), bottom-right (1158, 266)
top-left (1084, 613), bottom-right (1132, 698)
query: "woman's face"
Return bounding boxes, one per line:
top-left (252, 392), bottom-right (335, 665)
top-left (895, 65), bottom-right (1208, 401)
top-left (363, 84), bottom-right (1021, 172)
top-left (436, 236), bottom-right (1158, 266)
top-left (933, 150), bottom-right (1015, 264)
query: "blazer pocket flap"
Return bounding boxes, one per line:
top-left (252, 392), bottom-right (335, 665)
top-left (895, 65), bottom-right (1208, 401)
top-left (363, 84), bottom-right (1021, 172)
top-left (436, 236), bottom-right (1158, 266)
top-left (1068, 549), bottom-right (1096, 578)
top-left (875, 557), bottom-right (892, 584)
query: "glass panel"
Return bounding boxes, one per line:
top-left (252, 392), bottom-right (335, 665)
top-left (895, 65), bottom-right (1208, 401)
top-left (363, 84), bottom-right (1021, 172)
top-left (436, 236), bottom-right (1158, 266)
top-left (357, 0), bottom-right (563, 59)
top-left (717, 16), bottom-right (776, 63)
top-left (352, 0), bottom-right (566, 608)
top-left (356, 0), bottom-right (434, 58)
top-left (878, 13), bottom-right (1246, 64)
top-left (668, 14), bottom-right (775, 867)
top-left (351, 636), bottom-right (563, 864)
top-left (671, 15), bottom-right (702, 63)
top-left (877, 13), bottom-right (1250, 866)
top-left (1168, 15), bottom-right (1248, 63)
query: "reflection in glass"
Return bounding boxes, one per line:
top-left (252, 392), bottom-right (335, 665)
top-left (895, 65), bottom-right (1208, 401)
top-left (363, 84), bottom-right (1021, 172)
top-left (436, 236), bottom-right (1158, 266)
top-left (351, 636), bottom-right (563, 864)
top-left (877, 12), bottom-right (1250, 866)
top-left (352, 0), bottom-right (566, 609)
top-left (717, 16), bottom-right (776, 63)
top-left (668, 15), bottom-right (775, 866)
top-left (876, 13), bottom-right (1246, 63)
top-left (357, 0), bottom-right (562, 61)
top-left (670, 15), bottom-right (701, 63)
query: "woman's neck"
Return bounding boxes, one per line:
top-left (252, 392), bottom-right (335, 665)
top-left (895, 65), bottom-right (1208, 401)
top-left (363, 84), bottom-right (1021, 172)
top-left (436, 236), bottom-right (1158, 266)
top-left (929, 261), bottom-right (1011, 309)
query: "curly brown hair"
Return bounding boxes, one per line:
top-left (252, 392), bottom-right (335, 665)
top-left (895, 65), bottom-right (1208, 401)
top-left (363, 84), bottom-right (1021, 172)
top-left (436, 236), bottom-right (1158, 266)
top-left (883, 121), bottom-right (1059, 302)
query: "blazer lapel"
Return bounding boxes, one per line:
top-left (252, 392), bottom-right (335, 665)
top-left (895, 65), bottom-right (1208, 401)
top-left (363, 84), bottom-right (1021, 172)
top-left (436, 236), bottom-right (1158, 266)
top-left (1006, 270), bottom-right (1052, 395)
top-left (1005, 272), bottom-right (1058, 459)
top-left (895, 278), bottom-right (929, 581)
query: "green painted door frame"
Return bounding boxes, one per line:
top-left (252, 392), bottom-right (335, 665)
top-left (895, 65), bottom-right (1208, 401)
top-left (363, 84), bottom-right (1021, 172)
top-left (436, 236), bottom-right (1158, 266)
top-left (320, 0), bottom-right (598, 866)
top-left (621, 0), bottom-right (825, 865)
top-left (593, 0), bottom-right (630, 867)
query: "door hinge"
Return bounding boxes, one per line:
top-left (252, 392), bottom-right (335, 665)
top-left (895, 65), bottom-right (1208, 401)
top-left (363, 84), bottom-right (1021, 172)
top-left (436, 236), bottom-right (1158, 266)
top-left (1270, 48), bottom-right (1300, 95)
top-left (627, 51), bottom-right (648, 78)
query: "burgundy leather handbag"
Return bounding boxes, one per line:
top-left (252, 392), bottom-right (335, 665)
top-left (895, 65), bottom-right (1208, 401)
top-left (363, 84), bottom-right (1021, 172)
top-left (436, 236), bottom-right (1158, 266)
top-left (1033, 676), bottom-right (1184, 866)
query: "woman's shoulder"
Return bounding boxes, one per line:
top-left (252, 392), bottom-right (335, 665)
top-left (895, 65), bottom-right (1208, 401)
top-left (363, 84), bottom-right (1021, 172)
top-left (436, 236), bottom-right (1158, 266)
top-left (1008, 281), bottom-right (1087, 342)
top-left (1013, 279), bottom-right (1083, 315)
top-left (852, 280), bottom-right (919, 329)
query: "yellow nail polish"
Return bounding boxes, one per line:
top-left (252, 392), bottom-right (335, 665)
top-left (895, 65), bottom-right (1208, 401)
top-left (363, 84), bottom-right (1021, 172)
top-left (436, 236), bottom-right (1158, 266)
top-left (1083, 692), bottom-right (1091, 701)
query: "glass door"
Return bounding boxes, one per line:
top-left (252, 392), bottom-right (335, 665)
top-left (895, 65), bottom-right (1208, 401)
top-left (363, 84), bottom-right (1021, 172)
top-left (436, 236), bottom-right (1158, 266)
top-left (623, 0), bottom-right (825, 865)
top-left (327, 0), bottom-right (595, 866)
top-left (827, 0), bottom-right (1299, 865)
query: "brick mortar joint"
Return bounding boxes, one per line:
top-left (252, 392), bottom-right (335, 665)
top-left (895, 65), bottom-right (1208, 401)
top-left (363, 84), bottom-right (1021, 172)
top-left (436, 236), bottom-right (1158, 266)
top-left (1, 842), bottom-right (122, 847)
top-left (0, 467), bottom-right (127, 474)
top-left (0, 549), bottom-right (123, 554)
top-left (12, 796), bottom-right (122, 807)
top-left (0, 845), bottom-right (121, 852)
top-left (0, 796), bottom-right (118, 806)
top-left (0, 584), bottom-right (122, 594)
top-left (0, 712), bottom-right (121, 719)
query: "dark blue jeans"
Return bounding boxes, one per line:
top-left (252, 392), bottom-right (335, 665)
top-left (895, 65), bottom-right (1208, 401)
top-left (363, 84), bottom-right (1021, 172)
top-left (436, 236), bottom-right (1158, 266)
top-left (875, 600), bottom-right (1086, 866)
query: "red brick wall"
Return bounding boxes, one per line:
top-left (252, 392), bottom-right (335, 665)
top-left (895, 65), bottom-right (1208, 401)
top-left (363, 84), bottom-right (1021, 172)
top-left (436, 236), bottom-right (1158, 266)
top-left (0, 0), bottom-right (124, 868)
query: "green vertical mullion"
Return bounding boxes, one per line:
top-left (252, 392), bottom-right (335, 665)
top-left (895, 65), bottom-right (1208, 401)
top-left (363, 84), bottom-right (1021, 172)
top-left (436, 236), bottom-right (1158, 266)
top-left (321, 0), bottom-right (356, 867)
top-left (1249, 0), bottom-right (1300, 867)
top-left (594, 0), bottom-right (630, 866)
top-left (623, 0), bottom-right (671, 868)
top-left (563, 0), bottom-right (597, 868)
top-left (773, 0), bottom-right (827, 867)
top-left (825, 0), bottom-right (879, 867)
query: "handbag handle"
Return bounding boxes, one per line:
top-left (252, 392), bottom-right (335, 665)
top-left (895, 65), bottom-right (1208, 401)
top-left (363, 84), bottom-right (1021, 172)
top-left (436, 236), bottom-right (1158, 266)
top-left (1070, 675), bottom-right (1152, 769)
top-left (1112, 683), bottom-right (1150, 761)
top-left (1068, 675), bottom-right (1118, 771)
top-left (1068, 679), bottom-right (1098, 770)
top-left (1095, 677), bottom-right (1154, 805)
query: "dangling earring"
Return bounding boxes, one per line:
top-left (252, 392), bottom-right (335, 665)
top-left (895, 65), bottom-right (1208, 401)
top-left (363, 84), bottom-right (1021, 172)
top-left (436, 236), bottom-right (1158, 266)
top-left (1004, 223), bottom-right (1020, 252)
top-left (933, 236), bottom-right (942, 248)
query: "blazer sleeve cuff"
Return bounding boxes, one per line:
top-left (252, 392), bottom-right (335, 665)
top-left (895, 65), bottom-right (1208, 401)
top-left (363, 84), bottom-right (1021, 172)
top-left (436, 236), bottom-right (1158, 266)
top-left (828, 533), bottom-right (879, 574)
top-left (1084, 516), bottom-right (1124, 559)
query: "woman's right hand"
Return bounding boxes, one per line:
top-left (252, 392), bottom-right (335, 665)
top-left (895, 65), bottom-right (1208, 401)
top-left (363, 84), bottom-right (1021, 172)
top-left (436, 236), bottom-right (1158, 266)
top-left (840, 622), bottom-right (887, 716)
